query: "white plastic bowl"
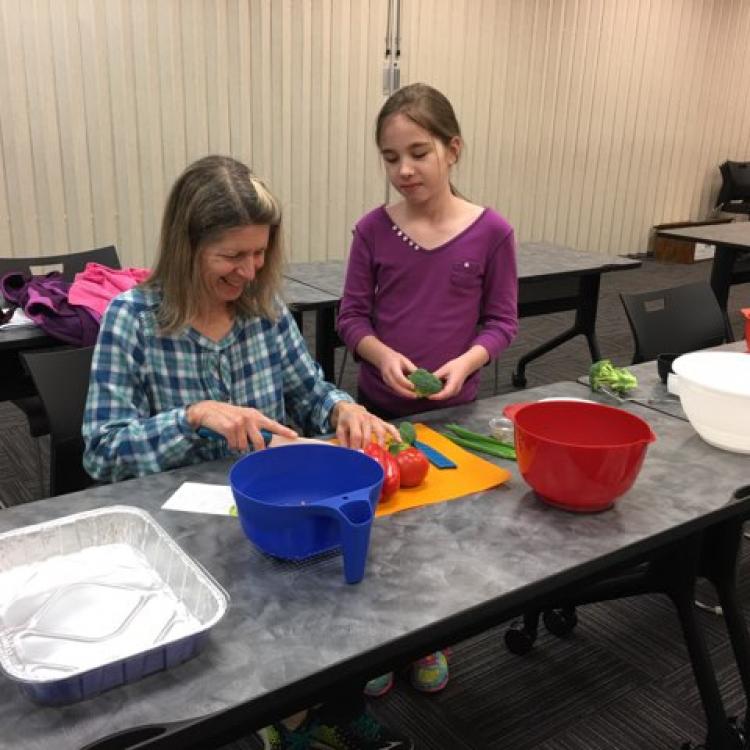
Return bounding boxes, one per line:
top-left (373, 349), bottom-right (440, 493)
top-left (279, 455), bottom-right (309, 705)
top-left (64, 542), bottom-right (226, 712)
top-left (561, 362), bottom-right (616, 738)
top-left (667, 351), bottom-right (750, 454)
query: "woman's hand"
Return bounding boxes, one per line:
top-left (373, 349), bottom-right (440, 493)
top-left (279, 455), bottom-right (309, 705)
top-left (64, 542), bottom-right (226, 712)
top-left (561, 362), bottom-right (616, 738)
top-left (330, 402), bottom-right (400, 449)
top-left (187, 401), bottom-right (298, 452)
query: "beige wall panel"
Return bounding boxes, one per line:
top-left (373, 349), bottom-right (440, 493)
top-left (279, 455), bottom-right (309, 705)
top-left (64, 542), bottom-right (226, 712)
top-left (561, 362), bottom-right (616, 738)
top-left (21, 0), bottom-right (68, 253)
top-left (49, 0), bottom-right (95, 252)
top-left (2, 0), bottom-right (749, 263)
top-left (0, 0), bottom-right (40, 253)
top-left (0, 0), bottom-right (389, 265)
top-left (401, 0), bottom-right (750, 255)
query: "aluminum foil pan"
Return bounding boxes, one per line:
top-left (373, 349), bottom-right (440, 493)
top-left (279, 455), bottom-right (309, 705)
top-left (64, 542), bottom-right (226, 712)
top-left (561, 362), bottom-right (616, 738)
top-left (0, 505), bottom-right (229, 704)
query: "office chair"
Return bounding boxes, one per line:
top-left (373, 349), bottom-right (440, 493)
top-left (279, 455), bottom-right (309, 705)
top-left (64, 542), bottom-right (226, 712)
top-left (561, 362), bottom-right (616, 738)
top-left (0, 244), bottom-right (120, 282)
top-left (619, 281), bottom-right (726, 364)
top-left (20, 346), bottom-right (96, 497)
top-left (0, 245), bottom-right (119, 484)
top-left (715, 160), bottom-right (750, 217)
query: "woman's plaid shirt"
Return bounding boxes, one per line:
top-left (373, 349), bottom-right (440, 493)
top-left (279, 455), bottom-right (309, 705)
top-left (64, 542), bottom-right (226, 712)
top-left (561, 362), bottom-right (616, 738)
top-left (83, 287), bottom-right (352, 482)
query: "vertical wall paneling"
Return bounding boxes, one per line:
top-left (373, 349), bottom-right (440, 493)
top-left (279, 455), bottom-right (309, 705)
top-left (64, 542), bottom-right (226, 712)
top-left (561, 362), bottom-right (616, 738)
top-left (0, 0), bottom-right (40, 253)
top-left (1, 0), bottom-right (750, 262)
top-left (50, 0), bottom-right (94, 251)
top-left (400, 0), bottom-right (750, 255)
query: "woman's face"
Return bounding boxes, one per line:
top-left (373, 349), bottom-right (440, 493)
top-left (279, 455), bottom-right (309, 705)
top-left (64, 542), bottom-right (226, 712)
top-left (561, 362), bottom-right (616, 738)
top-left (378, 113), bottom-right (460, 203)
top-left (199, 225), bottom-right (269, 308)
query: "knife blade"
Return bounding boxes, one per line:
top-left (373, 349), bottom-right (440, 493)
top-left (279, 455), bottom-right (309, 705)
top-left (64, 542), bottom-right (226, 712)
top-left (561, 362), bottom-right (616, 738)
top-left (413, 439), bottom-right (457, 469)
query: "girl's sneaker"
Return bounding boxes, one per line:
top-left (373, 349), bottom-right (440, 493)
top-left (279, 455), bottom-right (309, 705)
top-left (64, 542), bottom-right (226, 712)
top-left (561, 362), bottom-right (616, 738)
top-left (363, 671), bottom-right (394, 698)
top-left (259, 722), bottom-right (311, 750)
top-left (410, 650), bottom-right (449, 693)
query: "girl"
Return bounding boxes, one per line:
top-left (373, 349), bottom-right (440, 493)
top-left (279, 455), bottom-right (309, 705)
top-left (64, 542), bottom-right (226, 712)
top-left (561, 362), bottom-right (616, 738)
top-left (337, 83), bottom-right (519, 695)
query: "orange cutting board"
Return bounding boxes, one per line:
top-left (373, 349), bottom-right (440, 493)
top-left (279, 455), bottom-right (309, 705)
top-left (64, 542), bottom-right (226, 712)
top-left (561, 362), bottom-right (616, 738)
top-left (375, 423), bottom-right (512, 517)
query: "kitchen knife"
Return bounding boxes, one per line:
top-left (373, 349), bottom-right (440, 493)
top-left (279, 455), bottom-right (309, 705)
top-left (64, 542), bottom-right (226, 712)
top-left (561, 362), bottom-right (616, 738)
top-left (413, 439), bottom-right (457, 469)
top-left (198, 426), bottom-right (273, 448)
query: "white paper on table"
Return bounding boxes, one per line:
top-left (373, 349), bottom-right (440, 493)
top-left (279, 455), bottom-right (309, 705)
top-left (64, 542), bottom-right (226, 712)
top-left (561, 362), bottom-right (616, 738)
top-left (0, 308), bottom-right (37, 329)
top-left (162, 482), bottom-right (237, 516)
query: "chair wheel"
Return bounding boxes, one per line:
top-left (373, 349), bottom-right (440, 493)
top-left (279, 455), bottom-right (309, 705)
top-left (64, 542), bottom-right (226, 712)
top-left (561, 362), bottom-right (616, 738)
top-left (542, 607), bottom-right (578, 637)
top-left (511, 371), bottom-right (527, 388)
top-left (504, 623), bottom-right (536, 655)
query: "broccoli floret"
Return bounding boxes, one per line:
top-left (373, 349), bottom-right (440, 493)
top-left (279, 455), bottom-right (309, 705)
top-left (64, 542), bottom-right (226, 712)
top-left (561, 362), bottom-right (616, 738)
top-left (398, 421), bottom-right (416, 445)
top-left (408, 368), bottom-right (443, 397)
top-left (589, 359), bottom-right (638, 394)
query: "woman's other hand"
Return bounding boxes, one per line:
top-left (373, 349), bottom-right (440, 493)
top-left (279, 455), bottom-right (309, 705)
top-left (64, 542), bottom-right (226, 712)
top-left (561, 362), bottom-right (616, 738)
top-left (331, 402), bottom-right (400, 449)
top-left (187, 401), bottom-right (298, 452)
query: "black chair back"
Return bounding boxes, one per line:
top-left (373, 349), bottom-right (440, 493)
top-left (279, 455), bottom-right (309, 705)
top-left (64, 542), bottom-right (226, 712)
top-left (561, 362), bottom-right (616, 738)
top-left (20, 346), bottom-right (95, 497)
top-left (619, 281), bottom-right (725, 364)
top-left (0, 244), bottom-right (120, 283)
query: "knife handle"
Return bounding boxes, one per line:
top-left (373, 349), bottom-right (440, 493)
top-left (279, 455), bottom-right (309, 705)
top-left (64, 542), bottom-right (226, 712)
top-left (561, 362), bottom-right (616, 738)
top-left (413, 439), bottom-right (457, 469)
top-left (197, 426), bottom-right (273, 447)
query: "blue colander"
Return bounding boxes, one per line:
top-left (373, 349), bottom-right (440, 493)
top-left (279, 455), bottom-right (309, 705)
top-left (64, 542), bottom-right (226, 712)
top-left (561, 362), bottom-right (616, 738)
top-left (229, 444), bottom-right (384, 584)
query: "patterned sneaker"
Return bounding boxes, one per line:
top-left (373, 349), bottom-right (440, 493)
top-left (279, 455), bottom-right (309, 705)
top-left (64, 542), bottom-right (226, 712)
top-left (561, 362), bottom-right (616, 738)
top-left (259, 722), bottom-right (311, 750)
top-left (307, 710), bottom-right (414, 750)
top-left (409, 650), bottom-right (449, 693)
top-left (363, 672), bottom-right (394, 698)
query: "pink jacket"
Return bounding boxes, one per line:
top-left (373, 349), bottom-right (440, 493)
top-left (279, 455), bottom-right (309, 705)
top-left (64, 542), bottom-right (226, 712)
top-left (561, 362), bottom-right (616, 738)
top-left (69, 263), bottom-right (150, 320)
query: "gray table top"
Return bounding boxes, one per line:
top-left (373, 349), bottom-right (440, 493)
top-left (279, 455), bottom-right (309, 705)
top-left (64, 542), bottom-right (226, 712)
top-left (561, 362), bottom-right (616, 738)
top-left (0, 324), bottom-right (54, 353)
top-left (282, 277), bottom-right (340, 311)
top-left (656, 221), bottom-right (750, 249)
top-left (1, 382), bottom-right (748, 749)
top-left (286, 244), bottom-right (640, 297)
top-left (575, 341), bottom-right (748, 420)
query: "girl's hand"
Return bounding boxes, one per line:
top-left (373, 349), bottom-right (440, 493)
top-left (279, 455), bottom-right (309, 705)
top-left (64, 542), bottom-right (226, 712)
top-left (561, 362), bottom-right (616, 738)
top-left (379, 350), bottom-right (419, 399)
top-left (429, 358), bottom-right (474, 401)
top-left (331, 402), bottom-right (401, 449)
top-left (430, 346), bottom-right (491, 401)
top-left (187, 401), bottom-right (298, 452)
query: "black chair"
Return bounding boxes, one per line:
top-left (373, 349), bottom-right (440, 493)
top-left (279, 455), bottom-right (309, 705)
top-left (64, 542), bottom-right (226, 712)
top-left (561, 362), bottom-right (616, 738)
top-left (20, 346), bottom-right (95, 497)
top-left (0, 244), bottom-right (120, 282)
top-left (715, 160), bottom-right (750, 217)
top-left (0, 245), bottom-right (119, 480)
top-left (619, 281), bottom-right (726, 364)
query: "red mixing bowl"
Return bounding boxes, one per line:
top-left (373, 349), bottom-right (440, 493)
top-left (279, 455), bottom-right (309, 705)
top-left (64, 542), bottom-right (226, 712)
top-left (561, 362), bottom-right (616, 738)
top-left (504, 400), bottom-right (656, 512)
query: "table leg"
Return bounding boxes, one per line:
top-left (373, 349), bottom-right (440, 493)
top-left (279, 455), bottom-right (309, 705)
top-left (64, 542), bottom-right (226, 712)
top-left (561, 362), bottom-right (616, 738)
top-left (701, 487), bottom-right (750, 737)
top-left (512, 274), bottom-right (602, 388)
top-left (709, 244), bottom-right (736, 342)
top-left (291, 308), bottom-right (304, 333)
top-left (315, 305), bottom-right (338, 383)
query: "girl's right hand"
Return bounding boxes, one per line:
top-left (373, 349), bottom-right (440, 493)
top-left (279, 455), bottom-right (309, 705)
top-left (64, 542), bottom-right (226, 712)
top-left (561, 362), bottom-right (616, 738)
top-left (379, 350), bottom-right (419, 399)
top-left (186, 401), bottom-right (298, 452)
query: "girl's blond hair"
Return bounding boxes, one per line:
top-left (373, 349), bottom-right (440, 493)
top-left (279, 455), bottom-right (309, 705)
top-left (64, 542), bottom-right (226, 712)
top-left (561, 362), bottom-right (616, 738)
top-left (144, 155), bottom-right (284, 332)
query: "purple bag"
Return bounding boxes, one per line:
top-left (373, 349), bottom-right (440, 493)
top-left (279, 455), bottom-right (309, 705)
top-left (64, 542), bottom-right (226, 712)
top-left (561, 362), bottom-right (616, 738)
top-left (0, 271), bottom-right (99, 346)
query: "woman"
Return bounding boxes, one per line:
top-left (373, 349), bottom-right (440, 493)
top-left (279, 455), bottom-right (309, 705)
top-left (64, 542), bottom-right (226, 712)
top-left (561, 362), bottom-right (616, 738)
top-left (83, 156), bottom-right (412, 750)
top-left (84, 155), bottom-right (399, 483)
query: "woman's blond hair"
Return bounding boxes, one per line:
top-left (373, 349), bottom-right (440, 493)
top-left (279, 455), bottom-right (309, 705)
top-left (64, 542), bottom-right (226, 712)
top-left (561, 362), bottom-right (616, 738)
top-left (144, 155), bottom-right (284, 332)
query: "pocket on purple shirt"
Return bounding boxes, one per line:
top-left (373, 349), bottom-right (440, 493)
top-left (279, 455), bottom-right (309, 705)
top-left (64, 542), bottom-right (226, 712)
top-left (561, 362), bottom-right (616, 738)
top-left (450, 260), bottom-right (483, 289)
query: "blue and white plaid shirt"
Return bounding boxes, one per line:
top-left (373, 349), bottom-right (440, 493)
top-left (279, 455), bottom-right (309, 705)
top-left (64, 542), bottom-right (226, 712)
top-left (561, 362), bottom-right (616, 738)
top-left (83, 286), bottom-right (352, 482)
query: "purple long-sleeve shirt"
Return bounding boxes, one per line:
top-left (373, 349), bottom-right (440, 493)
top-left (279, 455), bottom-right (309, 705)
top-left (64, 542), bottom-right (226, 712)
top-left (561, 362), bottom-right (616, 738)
top-left (337, 205), bottom-right (518, 417)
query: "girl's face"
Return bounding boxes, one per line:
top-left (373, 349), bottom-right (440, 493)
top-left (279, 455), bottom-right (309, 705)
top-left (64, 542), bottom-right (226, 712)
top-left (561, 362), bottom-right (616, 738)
top-left (198, 224), bottom-right (269, 309)
top-left (379, 113), bottom-right (460, 203)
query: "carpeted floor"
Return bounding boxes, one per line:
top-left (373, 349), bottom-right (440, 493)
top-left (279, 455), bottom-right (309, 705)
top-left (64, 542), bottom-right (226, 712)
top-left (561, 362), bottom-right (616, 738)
top-left (0, 256), bottom-right (747, 749)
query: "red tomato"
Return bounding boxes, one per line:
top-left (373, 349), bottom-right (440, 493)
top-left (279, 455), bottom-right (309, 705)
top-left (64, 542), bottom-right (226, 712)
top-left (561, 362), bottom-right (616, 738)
top-left (364, 444), bottom-right (401, 501)
top-left (395, 447), bottom-right (429, 488)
